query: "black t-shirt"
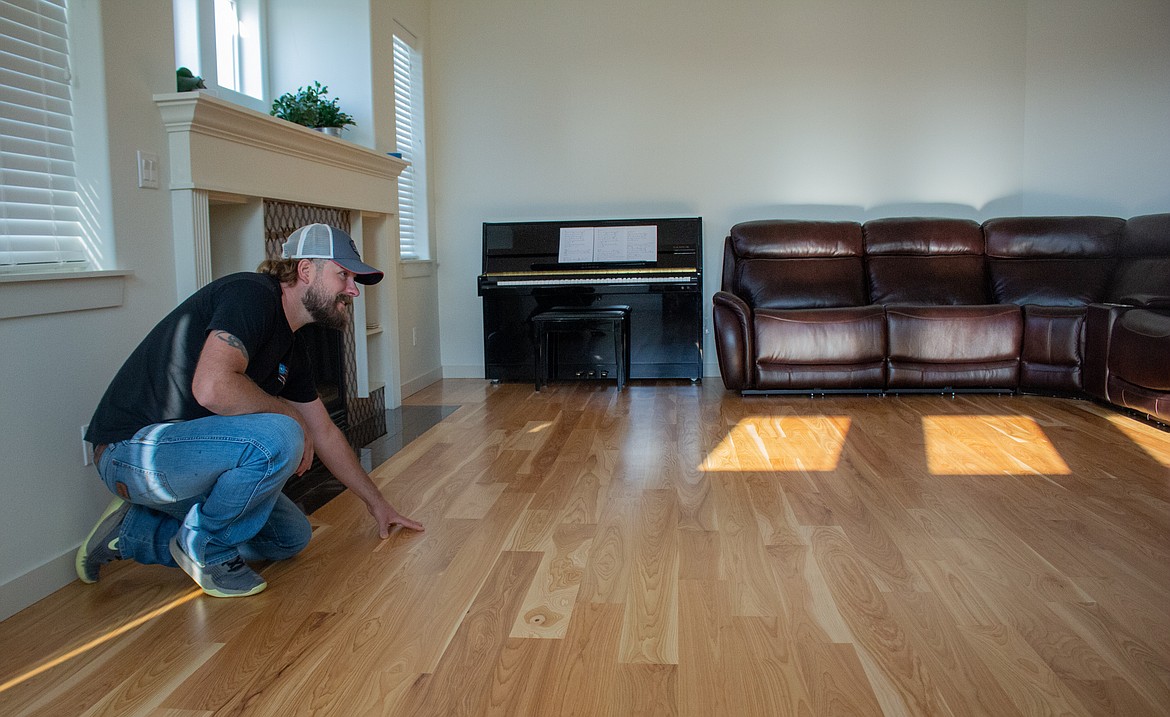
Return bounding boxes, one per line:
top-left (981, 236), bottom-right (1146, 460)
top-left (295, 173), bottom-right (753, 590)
top-left (86, 272), bottom-right (317, 445)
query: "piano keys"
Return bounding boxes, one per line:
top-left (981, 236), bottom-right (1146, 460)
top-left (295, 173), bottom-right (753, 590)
top-left (478, 217), bottom-right (704, 383)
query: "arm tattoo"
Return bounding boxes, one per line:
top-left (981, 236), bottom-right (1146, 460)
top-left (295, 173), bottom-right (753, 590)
top-left (213, 331), bottom-right (250, 361)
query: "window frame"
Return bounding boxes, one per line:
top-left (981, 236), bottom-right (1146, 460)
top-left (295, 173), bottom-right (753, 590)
top-left (0, 0), bottom-right (128, 316)
top-left (392, 29), bottom-right (430, 262)
top-left (172, 0), bottom-right (268, 114)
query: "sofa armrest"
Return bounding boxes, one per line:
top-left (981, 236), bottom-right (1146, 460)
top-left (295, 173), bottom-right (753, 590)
top-left (1084, 303), bottom-right (1130, 401)
top-left (712, 291), bottom-right (753, 390)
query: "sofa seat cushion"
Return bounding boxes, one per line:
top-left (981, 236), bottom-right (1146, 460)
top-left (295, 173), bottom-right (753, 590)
top-left (1020, 305), bottom-right (1085, 392)
top-left (1109, 309), bottom-right (1170, 391)
top-left (886, 305), bottom-right (1022, 389)
top-left (753, 306), bottom-right (886, 389)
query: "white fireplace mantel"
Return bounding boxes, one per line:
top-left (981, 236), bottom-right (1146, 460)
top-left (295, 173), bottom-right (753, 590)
top-left (154, 91), bottom-right (407, 296)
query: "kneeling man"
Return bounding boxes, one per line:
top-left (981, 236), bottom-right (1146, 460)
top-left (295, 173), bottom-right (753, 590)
top-left (78, 224), bottom-right (423, 597)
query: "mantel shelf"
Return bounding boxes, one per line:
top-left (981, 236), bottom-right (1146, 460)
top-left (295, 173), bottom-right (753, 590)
top-left (154, 91), bottom-right (407, 213)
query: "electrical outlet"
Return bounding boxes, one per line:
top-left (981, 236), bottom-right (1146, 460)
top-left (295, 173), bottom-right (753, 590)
top-left (81, 424), bottom-right (93, 466)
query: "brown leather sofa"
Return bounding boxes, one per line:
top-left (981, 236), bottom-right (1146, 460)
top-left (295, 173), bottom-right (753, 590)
top-left (1083, 214), bottom-right (1170, 421)
top-left (712, 213), bottom-right (1170, 425)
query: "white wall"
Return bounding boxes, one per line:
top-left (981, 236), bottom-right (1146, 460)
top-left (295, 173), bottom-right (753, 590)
top-left (0, 0), bottom-right (178, 619)
top-left (267, 0), bottom-right (377, 149)
top-left (1022, 0), bottom-right (1170, 215)
top-left (428, 0), bottom-right (1170, 377)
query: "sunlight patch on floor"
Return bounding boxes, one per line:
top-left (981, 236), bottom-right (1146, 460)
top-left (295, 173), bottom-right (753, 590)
top-left (1103, 414), bottom-right (1170, 467)
top-left (702, 415), bottom-right (851, 472)
top-left (922, 415), bottom-right (1070, 475)
top-left (0, 589), bottom-right (202, 694)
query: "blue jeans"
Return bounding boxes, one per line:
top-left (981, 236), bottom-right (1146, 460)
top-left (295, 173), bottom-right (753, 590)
top-left (96, 413), bottom-right (312, 567)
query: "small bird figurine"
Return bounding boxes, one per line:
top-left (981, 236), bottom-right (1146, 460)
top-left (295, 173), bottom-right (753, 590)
top-left (176, 67), bottom-right (207, 92)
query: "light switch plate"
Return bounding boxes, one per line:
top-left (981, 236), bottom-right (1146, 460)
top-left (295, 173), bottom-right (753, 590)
top-left (137, 150), bottom-right (160, 189)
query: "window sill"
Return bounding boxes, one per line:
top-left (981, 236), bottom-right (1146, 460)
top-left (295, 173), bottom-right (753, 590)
top-left (399, 260), bottom-right (434, 279)
top-left (0, 270), bottom-right (132, 320)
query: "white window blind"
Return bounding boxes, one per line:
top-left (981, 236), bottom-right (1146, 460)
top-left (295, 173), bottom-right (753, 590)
top-left (1, 0), bottom-right (89, 273)
top-left (393, 34), bottom-right (428, 260)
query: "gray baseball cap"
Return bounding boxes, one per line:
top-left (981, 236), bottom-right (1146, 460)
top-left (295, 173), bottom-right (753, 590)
top-left (281, 224), bottom-right (384, 285)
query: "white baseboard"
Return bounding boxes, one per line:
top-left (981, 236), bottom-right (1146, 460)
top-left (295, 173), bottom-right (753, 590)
top-left (400, 366), bottom-right (445, 399)
top-left (0, 548), bottom-right (77, 622)
top-left (440, 364), bottom-right (487, 380)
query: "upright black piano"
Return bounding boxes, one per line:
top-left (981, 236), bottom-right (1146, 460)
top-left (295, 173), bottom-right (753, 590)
top-left (478, 217), bottom-right (703, 382)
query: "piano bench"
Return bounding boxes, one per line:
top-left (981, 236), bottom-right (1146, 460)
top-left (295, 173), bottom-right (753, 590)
top-left (532, 305), bottom-right (632, 391)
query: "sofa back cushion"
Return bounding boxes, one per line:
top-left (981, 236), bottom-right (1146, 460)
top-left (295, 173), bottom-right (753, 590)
top-left (863, 218), bottom-right (988, 304)
top-left (726, 220), bottom-right (866, 309)
top-left (1108, 213), bottom-right (1170, 308)
top-left (985, 216), bottom-right (1122, 306)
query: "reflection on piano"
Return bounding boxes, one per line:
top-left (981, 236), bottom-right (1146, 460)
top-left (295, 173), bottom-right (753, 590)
top-left (478, 217), bottom-right (703, 382)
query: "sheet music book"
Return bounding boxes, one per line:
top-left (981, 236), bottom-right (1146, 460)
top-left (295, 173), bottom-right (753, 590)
top-left (558, 225), bottom-right (658, 263)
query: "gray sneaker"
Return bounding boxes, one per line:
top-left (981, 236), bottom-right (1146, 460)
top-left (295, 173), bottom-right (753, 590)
top-left (168, 535), bottom-right (267, 598)
top-left (76, 497), bottom-right (129, 583)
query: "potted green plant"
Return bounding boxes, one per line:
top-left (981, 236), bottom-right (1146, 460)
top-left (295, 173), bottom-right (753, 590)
top-left (270, 81), bottom-right (356, 136)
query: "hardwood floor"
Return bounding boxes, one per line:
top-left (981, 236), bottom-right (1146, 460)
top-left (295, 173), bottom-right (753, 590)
top-left (1, 380), bottom-right (1168, 716)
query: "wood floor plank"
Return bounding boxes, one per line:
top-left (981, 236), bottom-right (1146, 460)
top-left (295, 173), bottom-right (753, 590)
top-left (80, 641), bottom-right (221, 717)
top-left (532, 601), bottom-right (624, 717)
top-left (712, 475), bottom-right (786, 617)
top-left (811, 471), bottom-right (931, 593)
top-left (768, 541), bottom-right (854, 644)
top-left (393, 550), bottom-right (542, 716)
top-left (882, 591), bottom-right (1025, 716)
top-left (958, 621), bottom-right (1094, 717)
top-left (809, 525), bottom-right (950, 716)
top-left (619, 489), bottom-right (679, 664)
top-left (1061, 675), bottom-right (1165, 717)
top-left (723, 615), bottom-right (815, 714)
top-left (794, 640), bottom-right (886, 716)
top-left (509, 523), bottom-right (595, 639)
top-left (477, 637), bottom-right (557, 717)
top-left (1043, 599), bottom-right (1170, 709)
top-left (412, 492), bottom-right (535, 672)
top-left (161, 609), bottom-right (338, 712)
top-left (2, 383), bottom-right (1167, 716)
top-left (614, 663), bottom-right (679, 716)
top-left (677, 579), bottom-right (731, 717)
top-left (580, 475), bottom-right (640, 605)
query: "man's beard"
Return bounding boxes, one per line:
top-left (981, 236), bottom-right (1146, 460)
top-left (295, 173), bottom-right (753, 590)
top-left (302, 281), bottom-right (352, 331)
